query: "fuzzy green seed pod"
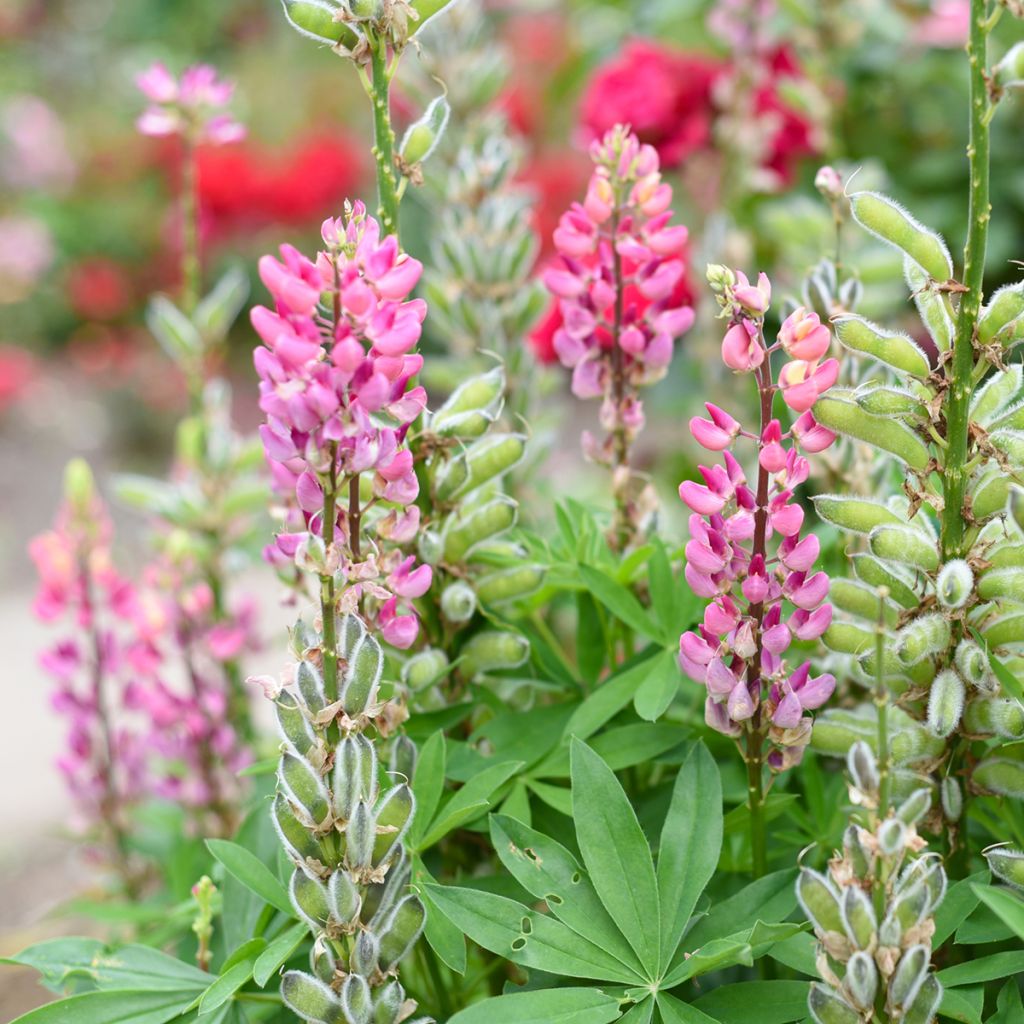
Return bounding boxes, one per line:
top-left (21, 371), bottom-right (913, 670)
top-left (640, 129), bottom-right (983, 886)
top-left (992, 399), bottom-right (1024, 431)
top-left (888, 945), bottom-right (931, 1012)
top-left (985, 847), bottom-right (1024, 890)
top-left (941, 776), bottom-right (963, 821)
top-left (964, 697), bottom-right (1024, 739)
top-left (855, 386), bottom-right (927, 419)
top-left (402, 648), bottom-right (449, 692)
top-left (438, 433), bottom-right (526, 501)
top-left (346, 800), bottom-right (376, 873)
top-left (279, 752), bottom-right (331, 828)
top-left (440, 581), bottom-right (477, 623)
top-left (374, 981), bottom-right (404, 1023)
top-left (823, 622), bottom-right (875, 656)
top-left (430, 409), bottom-right (495, 439)
top-left (906, 257), bottom-right (953, 351)
top-left (435, 367), bottom-right (506, 419)
top-left (465, 539), bottom-right (529, 567)
top-left (870, 525), bottom-right (939, 573)
top-left (990, 429), bottom-right (1024, 470)
top-left (935, 559), bottom-right (974, 610)
top-left (970, 365), bottom-right (1023, 425)
top-left (378, 894), bottom-right (427, 971)
top-left (892, 882), bottom-right (930, 931)
top-left (310, 936), bottom-right (337, 985)
top-left (841, 886), bottom-right (877, 949)
top-left (878, 818), bottom-right (908, 856)
top-left (834, 315), bottom-right (931, 377)
top-left (281, 0), bottom-right (352, 44)
top-left (399, 95), bottom-right (451, 166)
top-left (443, 495), bottom-right (518, 562)
top-left (926, 669), bottom-right (965, 737)
top-left (276, 692), bottom-right (316, 753)
top-left (272, 793), bottom-right (324, 864)
top-left (808, 983), bottom-right (861, 1024)
top-left (475, 564), bottom-right (546, 605)
top-left (291, 867), bottom-right (331, 930)
top-left (296, 660), bottom-right (327, 713)
top-left (844, 824), bottom-right (873, 878)
top-left (979, 281), bottom-right (1024, 345)
top-left (903, 974), bottom-right (943, 1024)
top-left (878, 911), bottom-right (903, 948)
top-left (955, 640), bottom-right (995, 691)
top-left (281, 971), bottom-right (343, 1023)
top-left (831, 579), bottom-right (900, 625)
top-left (848, 741), bottom-right (880, 796)
top-left (895, 614), bottom-right (951, 666)
top-left (973, 756), bottom-right (1024, 798)
top-left (327, 867), bottom-right (361, 925)
top-left (341, 974), bottom-right (373, 1024)
top-left (858, 646), bottom-right (935, 688)
top-left (334, 735), bottom-right (379, 820)
top-left (814, 396), bottom-right (931, 470)
top-left (845, 951), bottom-right (879, 1011)
top-left (339, 628), bottom-right (383, 717)
top-left (852, 555), bottom-right (920, 608)
top-left (417, 529), bottom-right (444, 565)
top-left (987, 540), bottom-right (1024, 569)
top-left (814, 495), bottom-right (905, 535)
top-left (896, 855), bottom-right (947, 910)
top-left (372, 784), bottom-right (414, 868)
top-left (797, 868), bottom-right (845, 934)
top-left (460, 630), bottom-right (530, 677)
top-left (850, 191), bottom-right (953, 281)
top-left (896, 787), bottom-right (932, 826)
top-left (981, 612), bottom-right (1024, 649)
top-left (978, 566), bottom-right (1024, 601)
top-left (971, 468), bottom-right (1012, 521)
top-left (351, 931), bottom-right (379, 978)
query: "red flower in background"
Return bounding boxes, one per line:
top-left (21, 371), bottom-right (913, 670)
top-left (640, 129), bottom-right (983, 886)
top-left (580, 40), bottom-right (724, 168)
top-left (67, 259), bottom-right (133, 322)
top-left (0, 344), bottom-right (36, 410)
top-left (755, 47), bottom-right (818, 186)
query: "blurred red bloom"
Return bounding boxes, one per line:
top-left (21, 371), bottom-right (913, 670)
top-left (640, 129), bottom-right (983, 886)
top-left (0, 344), bottom-right (36, 409)
top-left (579, 40), bottom-right (724, 168)
top-left (755, 47), bottom-right (818, 186)
top-left (67, 259), bottom-right (133, 321)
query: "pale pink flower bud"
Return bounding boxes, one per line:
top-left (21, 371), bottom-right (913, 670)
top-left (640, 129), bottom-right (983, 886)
top-left (814, 165), bottom-right (844, 201)
top-left (721, 321), bottom-right (764, 371)
top-left (778, 307), bottom-right (831, 361)
top-left (791, 411), bottom-right (836, 452)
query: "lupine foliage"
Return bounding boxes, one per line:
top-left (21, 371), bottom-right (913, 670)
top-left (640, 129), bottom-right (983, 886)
top-left (7, 3), bottom-right (1024, 1024)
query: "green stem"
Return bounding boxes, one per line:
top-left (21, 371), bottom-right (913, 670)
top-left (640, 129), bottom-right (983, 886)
top-left (940, 0), bottom-right (991, 560)
top-left (181, 136), bottom-right (201, 320)
top-left (321, 444), bottom-right (340, 700)
top-left (368, 39), bottom-right (401, 240)
top-left (874, 588), bottom-right (891, 820)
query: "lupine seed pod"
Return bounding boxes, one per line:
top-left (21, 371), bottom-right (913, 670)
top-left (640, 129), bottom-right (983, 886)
top-left (280, 0), bottom-right (352, 45)
top-left (848, 741), bottom-right (880, 796)
top-left (973, 755), bottom-right (1024, 797)
top-left (851, 555), bottom-right (919, 608)
top-left (797, 869), bottom-right (845, 934)
top-left (417, 529), bottom-right (444, 565)
top-left (440, 581), bottom-right (477, 623)
top-left (281, 970), bottom-right (344, 1023)
top-left (992, 399), bottom-right (1024, 430)
top-left (858, 647), bottom-right (935, 688)
top-left (970, 467), bottom-right (1012, 521)
top-left (328, 866), bottom-right (361, 924)
top-left (333, 735), bottom-right (378, 820)
top-left (841, 886), bottom-right (877, 949)
top-left (844, 824), bottom-right (873, 877)
top-left (277, 692), bottom-right (317, 752)
top-left (812, 707), bottom-right (945, 763)
top-left (814, 495), bottom-right (905, 535)
top-left (964, 697), bottom-right (1024, 739)
top-left (475, 565), bottom-right (546, 605)
top-left (442, 495), bottom-right (518, 561)
top-left (374, 981), bottom-right (404, 1022)
top-left (903, 974), bottom-right (943, 1024)
top-left (981, 611), bottom-right (1024, 648)
top-left (465, 539), bottom-right (528, 566)
top-left (273, 793), bottom-right (324, 863)
top-left (970, 365), bottom-right (1023, 424)
top-left (955, 640), bottom-right (995, 691)
top-left (989, 429), bottom-right (1024, 469)
top-left (941, 776), bottom-right (963, 821)
top-left (978, 281), bottom-right (1024, 345)
top-left (905, 257), bottom-right (953, 351)
top-left (280, 752), bottom-right (332, 828)
top-left (824, 621), bottom-right (876, 656)
top-left (291, 866), bottom-right (331, 930)
top-left (878, 818), bottom-right (908, 857)
top-left (849, 191), bottom-right (953, 281)
top-left (297, 660), bottom-right (328, 713)
top-left (892, 881), bottom-right (930, 930)
top-left (814, 396), bottom-right (931, 470)
top-left (808, 983), bottom-right (861, 1024)
top-left (378, 894), bottom-right (427, 970)
top-left (433, 367), bottom-right (506, 421)
top-left (341, 973), bottom-right (373, 1024)
top-left (888, 944), bottom-right (931, 1012)
top-left (399, 95), bottom-right (451, 166)
top-left (896, 615), bottom-right (952, 666)
top-left (460, 629), bottom-right (530, 677)
top-left (985, 846), bottom-right (1024, 889)
top-left (926, 669), bottom-right (965, 737)
top-left (371, 784), bottom-right (414, 868)
top-left (831, 579), bottom-right (900, 625)
top-left (896, 787), bottom-right (932, 826)
top-left (987, 540), bottom-right (1024, 568)
top-left (855, 386), bottom-right (927, 418)
top-left (977, 566), bottom-right (1024, 601)
top-left (833, 316), bottom-right (931, 377)
top-left (437, 433), bottom-right (526, 501)
top-left (935, 559), bottom-right (973, 610)
top-left (870, 526), bottom-right (939, 573)
top-left (844, 951), bottom-right (879, 1010)
top-left (401, 648), bottom-right (449, 692)
top-left (310, 936), bottom-right (337, 985)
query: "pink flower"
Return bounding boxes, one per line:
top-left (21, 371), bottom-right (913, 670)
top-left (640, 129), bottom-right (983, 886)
top-left (721, 321), bottom-right (764, 372)
top-left (778, 307), bottom-right (831, 361)
top-left (135, 62), bottom-right (245, 145)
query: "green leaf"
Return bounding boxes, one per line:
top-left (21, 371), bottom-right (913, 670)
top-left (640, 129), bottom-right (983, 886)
top-left (194, 266), bottom-right (249, 343)
top-left (206, 839), bottom-right (293, 918)
top-left (658, 993), bottom-right (722, 1024)
top-left (577, 592), bottom-right (606, 686)
top-left (563, 652), bottom-right (663, 741)
top-left (424, 884), bottom-right (641, 984)
top-left (634, 650), bottom-right (682, 722)
top-left (648, 539), bottom-right (677, 638)
top-left (657, 743), bottom-right (722, 970)
top-left (447, 987), bottom-right (621, 1024)
top-left (972, 883), bottom-right (1024, 941)
top-left (415, 861), bottom-right (467, 975)
top-left (578, 565), bottom-right (660, 642)
top-left (939, 951), bottom-right (1024, 988)
top-left (418, 760), bottom-right (524, 849)
top-left (991, 980), bottom-right (1024, 1024)
top-left (147, 294), bottom-right (202, 365)
top-left (934, 872), bottom-right (987, 946)
top-left (489, 814), bottom-right (646, 975)
top-left (571, 739), bottom-right (660, 978)
top-left (8, 989), bottom-right (194, 1024)
top-left (619, 999), bottom-right (654, 1024)
top-left (768, 933), bottom-right (817, 977)
top-left (252, 923), bottom-right (307, 988)
top-left (687, 870), bottom-right (797, 946)
top-left (526, 778), bottom-right (573, 815)
top-left (198, 941), bottom-right (263, 1014)
top-left (662, 936), bottom-right (752, 986)
top-left (410, 729), bottom-right (447, 847)
top-left (940, 986), bottom-right (984, 1024)
top-left (693, 982), bottom-right (810, 1024)
top-left (970, 627), bottom-right (1024, 707)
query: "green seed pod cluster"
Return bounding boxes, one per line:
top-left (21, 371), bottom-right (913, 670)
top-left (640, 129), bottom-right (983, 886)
top-left (272, 613), bottom-right (432, 1024)
top-left (799, 744), bottom-right (945, 1024)
top-left (985, 845), bottom-right (1024, 890)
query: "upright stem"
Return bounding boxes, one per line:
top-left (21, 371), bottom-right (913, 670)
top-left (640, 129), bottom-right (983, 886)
top-left (181, 136), bottom-right (201, 321)
top-left (368, 40), bottom-right (401, 241)
top-left (321, 444), bottom-right (340, 700)
top-left (744, 351), bottom-right (775, 880)
top-left (941, 0), bottom-right (991, 559)
top-left (873, 588), bottom-right (892, 820)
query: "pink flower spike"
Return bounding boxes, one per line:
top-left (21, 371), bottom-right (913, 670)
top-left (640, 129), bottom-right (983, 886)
top-left (759, 420), bottom-right (788, 473)
top-left (778, 306), bottom-right (831, 361)
top-left (769, 498), bottom-right (804, 537)
top-left (728, 679), bottom-right (757, 721)
top-left (721, 321), bottom-right (764, 372)
top-left (679, 480), bottom-right (726, 516)
top-left (791, 411), bottom-right (836, 452)
top-left (706, 658), bottom-right (738, 697)
top-left (791, 605), bottom-right (833, 641)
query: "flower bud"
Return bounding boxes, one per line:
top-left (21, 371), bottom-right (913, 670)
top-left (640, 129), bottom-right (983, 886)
top-left (941, 776), bottom-right (963, 822)
top-left (926, 669), bottom-right (965, 737)
top-left (281, 971), bottom-right (343, 1023)
top-left (440, 581), bottom-right (477, 623)
top-left (844, 951), bottom-right (878, 1010)
top-left (400, 95), bottom-right (451, 166)
top-left (985, 846), bottom-right (1024, 890)
top-left (895, 614), bottom-right (951, 666)
top-left (850, 191), bottom-right (952, 282)
top-left (706, 264), bottom-right (737, 292)
top-left (808, 983), bottom-right (860, 1024)
top-left (797, 868), bottom-right (844, 934)
top-left (815, 165), bottom-right (844, 201)
top-left (402, 648), bottom-right (449, 692)
top-left (936, 559), bottom-right (973, 610)
top-left (291, 866), bottom-right (331, 930)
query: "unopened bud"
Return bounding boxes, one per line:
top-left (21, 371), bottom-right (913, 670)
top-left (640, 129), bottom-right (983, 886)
top-left (417, 529), bottom-right (444, 565)
top-left (400, 95), bottom-right (450, 166)
top-left (706, 264), bottom-right (737, 293)
top-left (815, 165), bottom-right (844, 201)
top-left (402, 648), bottom-right (449, 692)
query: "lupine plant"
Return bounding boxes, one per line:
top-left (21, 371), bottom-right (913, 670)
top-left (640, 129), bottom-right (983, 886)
top-left (11, 4), bottom-right (1024, 1024)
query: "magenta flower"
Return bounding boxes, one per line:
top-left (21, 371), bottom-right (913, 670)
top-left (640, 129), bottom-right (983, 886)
top-left (678, 266), bottom-right (838, 770)
top-left (135, 62), bottom-right (245, 145)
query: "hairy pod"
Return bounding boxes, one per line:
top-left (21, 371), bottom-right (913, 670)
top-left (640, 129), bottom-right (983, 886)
top-left (851, 554), bottom-right (920, 608)
top-left (979, 281), bottom-right (1024, 346)
top-left (797, 868), bottom-right (845, 934)
top-left (903, 974), bottom-right (943, 1024)
top-left (850, 191), bottom-right (953, 281)
top-left (460, 629), bottom-right (530, 676)
top-left (402, 648), bottom-right (449, 692)
top-left (346, 800), bottom-right (376, 872)
top-left (895, 614), bottom-right (951, 666)
top-left (841, 886), bottom-right (877, 949)
top-left (430, 409), bottom-right (494, 439)
top-left (845, 951), bottom-right (879, 1010)
top-left (341, 973), bottom-right (373, 1024)
top-left (327, 867), bottom-right (361, 925)
top-left (905, 257), bottom-right (953, 351)
top-left (273, 793), bottom-right (324, 864)
top-left (990, 429), bottom-right (1024, 470)
top-left (964, 697), bottom-right (1024, 739)
top-left (291, 866), bottom-right (331, 930)
top-left (277, 691), bottom-right (317, 752)
top-left (281, 970), bottom-right (344, 1024)
top-left (987, 540), bottom-right (1024, 569)
top-left (970, 366), bottom-right (1023, 425)
top-left (373, 981), bottom-right (405, 1024)
top-left (855, 385), bottom-right (927, 419)
top-left (970, 468), bottom-right (1012, 521)
top-left (858, 646), bottom-right (935, 688)
top-left (848, 741), bottom-right (880, 797)
top-left (831, 579), bottom-right (899, 625)
top-left (440, 581), bottom-right (477, 623)
top-left (992, 399), bottom-right (1024, 431)
top-left (334, 735), bottom-right (379, 820)
top-left (814, 495), bottom-right (905, 535)
top-left (814, 396), bottom-right (931, 470)
top-left (888, 945), bottom-right (931, 1012)
top-left (310, 935), bottom-right (337, 984)
top-left (443, 495), bottom-right (518, 562)
top-left (973, 755), bottom-right (1024, 797)
top-left (878, 818), bottom-right (908, 856)
top-left (834, 316), bottom-right (931, 377)
top-left (926, 669), bottom-right (965, 737)
top-left (892, 881), bottom-right (930, 931)
top-left (350, 930), bottom-right (380, 977)
top-left (982, 612), bottom-right (1024, 649)
top-left (870, 526), bottom-right (939, 573)
top-left (896, 787), bottom-right (932, 826)
top-left (977, 566), bottom-right (1024, 602)
top-left (434, 367), bottom-right (505, 420)
top-left (400, 95), bottom-right (450, 166)
top-left (935, 559), bottom-right (973, 610)
top-left (465, 538), bottom-right (529, 567)
top-left (475, 564), bottom-right (546, 605)
top-left (941, 776), bottom-right (963, 822)
top-left (340, 628), bottom-right (383, 717)
top-left (955, 640), bottom-right (995, 691)
top-left (985, 846), bottom-right (1024, 889)
top-left (808, 983), bottom-right (861, 1024)
top-left (823, 622), bottom-right (875, 656)
top-left (417, 529), bottom-right (444, 565)
top-left (378, 894), bottom-right (427, 971)
top-left (296, 660), bottom-right (328, 714)
top-left (372, 784), bottom-right (414, 868)
top-left (844, 824), bottom-right (873, 878)
top-left (439, 433), bottom-right (526, 501)
top-left (280, 752), bottom-right (331, 829)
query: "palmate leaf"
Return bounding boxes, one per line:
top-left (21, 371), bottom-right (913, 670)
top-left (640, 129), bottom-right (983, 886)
top-left (571, 739), bottom-right (661, 977)
top-left (8, 989), bottom-right (195, 1024)
top-left (447, 987), bottom-right (622, 1024)
top-left (971, 883), bottom-right (1024, 942)
top-left (692, 981), bottom-right (810, 1024)
top-left (658, 992), bottom-right (722, 1024)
